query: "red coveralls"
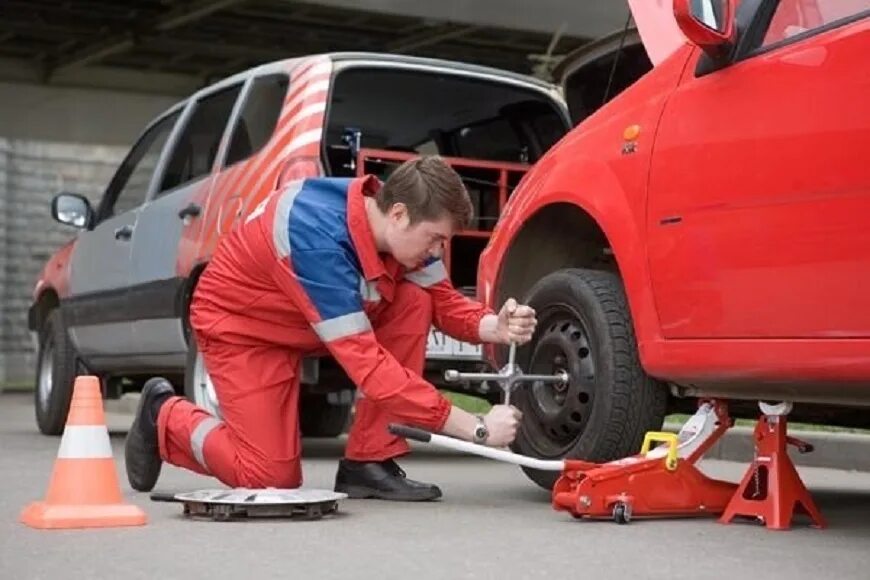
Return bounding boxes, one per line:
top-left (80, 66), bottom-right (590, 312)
top-left (157, 175), bottom-right (492, 488)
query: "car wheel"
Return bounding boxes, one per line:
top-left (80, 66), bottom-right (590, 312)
top-left (34, 310), bottom-right (79, 435)
top-left (184, 335), bottom-right (352, 436)
top-left (511, 268), bottom-right (668, 490)
top-left (300, 394), bottom-right (352, 438)
top-left (184, 336), bottom-right (221, 418)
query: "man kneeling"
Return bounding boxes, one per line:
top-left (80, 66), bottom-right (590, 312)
top-left (125, 156), bottom-right (536, 501)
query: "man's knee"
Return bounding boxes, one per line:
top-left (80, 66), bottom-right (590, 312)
top-left (232, 457), bottom-right (301, 489)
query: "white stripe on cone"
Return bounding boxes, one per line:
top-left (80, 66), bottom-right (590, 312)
top-left (57, 425), bottom-right (114, 459)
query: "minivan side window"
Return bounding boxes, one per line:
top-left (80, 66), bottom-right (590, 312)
top-left (99, 110), bottom-right (180, 221)
top-left (224, 74), bottom-right (289, 168)
top-left (159, 84), bottom-right (242, 194)
top-left (762, 0), bottom-right (868, 47)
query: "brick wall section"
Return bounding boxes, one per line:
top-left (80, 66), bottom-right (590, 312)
top-left (0, 139), bottom-right (127, 384)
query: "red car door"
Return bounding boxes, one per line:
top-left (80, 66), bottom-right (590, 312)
top-left (646, 3), bottom-right (870, 339)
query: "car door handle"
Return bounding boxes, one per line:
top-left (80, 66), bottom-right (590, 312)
top-left (178, 203), bottom-right (202, 220)
top-left (114, 225), bottom-right (133, 241)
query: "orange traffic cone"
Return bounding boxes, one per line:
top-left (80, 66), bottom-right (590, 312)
top-left (21, 376), bottom-right (147, 529)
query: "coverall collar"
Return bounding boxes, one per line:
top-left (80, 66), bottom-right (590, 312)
top-left (347, 175), bottom-right (387, 281)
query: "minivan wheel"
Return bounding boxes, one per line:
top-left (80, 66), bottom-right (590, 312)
top-left (300, 393), bottom-right (352, 438)
top-left (183, 334), bottom-right (352, 436)
top-left (184, 337), bottom-right (222, 418)
top-left (35, 310), bottom-right (79, 435)
top-left (511, 268), bottom-right (668, 490)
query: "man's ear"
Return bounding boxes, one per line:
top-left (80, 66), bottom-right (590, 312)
top-left (387, 202), bottom-right (409, 225)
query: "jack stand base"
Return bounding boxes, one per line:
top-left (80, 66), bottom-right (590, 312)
top-left (719, 410), bottom-right (826, 531)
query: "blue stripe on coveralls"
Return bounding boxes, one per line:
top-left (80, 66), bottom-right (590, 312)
top-left (271, 180), bottom-right (305, 258)
top-left (284, 178), bottom-right (366, 320)
top-left (405, 259), bottom-right (448, 287)
top-left (313, 311), bottom-right (372, 342)
top-left (191, 417), bottom-right (221, 471)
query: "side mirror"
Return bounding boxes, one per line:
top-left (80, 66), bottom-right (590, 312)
top-left (51, 193), bottom-right (94, 230)
top-left (674, 0), bottom-right (736, 53)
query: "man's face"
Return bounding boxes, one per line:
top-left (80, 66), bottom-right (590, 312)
top-left (383, 203), bottom-right (455, 269)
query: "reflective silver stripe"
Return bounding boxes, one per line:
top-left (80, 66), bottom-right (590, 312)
top-left (405, 260), bottom-right (448, 288)
top-left (191, 417), bottom-right (221, 471)
top-left (313, 311), bottom-right (372, 342)
top-left (272, 180), bottom-right (304, 258)
top-left (246, 198), bottom-right (268, 224)
top-left (57, 425), bottom-right (113, 459)
top-left (359, 277), bottom-right (381, 303)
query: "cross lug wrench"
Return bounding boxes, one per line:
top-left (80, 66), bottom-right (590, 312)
top-left (443, 342), bottom-right (569, 406)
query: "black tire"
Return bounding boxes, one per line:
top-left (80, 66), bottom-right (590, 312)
top-left (34, 310), bottom-right (79, 435)
top-left (511, 268), bottom-right (668, 489)
top-left (300, 394), bottom-right (352, 438)
top-left (612, 502), bottom-right (631, 524)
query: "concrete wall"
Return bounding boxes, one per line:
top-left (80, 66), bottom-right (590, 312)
top-left (0, 82), bottom-right (180, 146)
top-left (0, 81), bottom-right (174, 384)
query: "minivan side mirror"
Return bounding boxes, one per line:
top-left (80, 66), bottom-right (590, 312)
top-left (674, 0), bottom-right (736, 53)
top-left (51, 193), bottom-right (94, 230)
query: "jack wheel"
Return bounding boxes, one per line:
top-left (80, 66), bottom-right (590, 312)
top-left (612, 502), bottom-right (631, 525)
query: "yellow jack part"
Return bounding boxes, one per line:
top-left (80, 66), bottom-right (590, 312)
top-left (640, 432), bottom-right (679, 471)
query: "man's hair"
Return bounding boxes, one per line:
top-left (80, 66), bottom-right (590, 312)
top-left (376, 156), bottom-right (473, 229)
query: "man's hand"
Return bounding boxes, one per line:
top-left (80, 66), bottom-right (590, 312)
top-left (495, 298), bottom-right (536, 345)
top-left (483, 404), bottom-right (522, 447)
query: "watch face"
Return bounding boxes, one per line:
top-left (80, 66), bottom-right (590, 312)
top-left (475, 424), bottom-right (488, 441)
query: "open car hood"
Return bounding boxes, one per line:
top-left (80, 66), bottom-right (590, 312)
top-left (627, 0), bottom-right (688, 65)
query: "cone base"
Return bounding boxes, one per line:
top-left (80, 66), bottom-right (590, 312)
top-left (20, 501), bottom-right (147, 529)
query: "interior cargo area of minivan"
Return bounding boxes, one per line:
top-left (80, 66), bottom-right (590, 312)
top-left (321, 65), bottom-right (571, 290)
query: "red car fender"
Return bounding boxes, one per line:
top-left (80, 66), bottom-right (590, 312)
top-left (34, 241), bottom-right (74, 302)
top-left (478, 152), bottom-right (663, 369)
top-left (478, 45), bottom-right (694, 369)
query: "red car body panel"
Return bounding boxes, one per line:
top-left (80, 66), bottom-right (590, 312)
top-left (479, 10), bottom-right (870, 405)
top-left (176, 57), bottom-right (329, 276)
top-left (33, 241), bottom-right (74, 301)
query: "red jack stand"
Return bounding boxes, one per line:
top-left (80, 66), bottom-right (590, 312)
top-left (719, 402), bottom-right (826, 530)
top-left (552, 400), bottom-right (738, 523)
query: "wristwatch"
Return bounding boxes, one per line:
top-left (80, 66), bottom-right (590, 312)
top-left (472, 415), bottom-right (489, 444)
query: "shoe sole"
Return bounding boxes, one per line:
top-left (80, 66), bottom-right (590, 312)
top-left (124, 381), bottom-right (169, 492)
top-left (337, 485), bottom-right (442, 502)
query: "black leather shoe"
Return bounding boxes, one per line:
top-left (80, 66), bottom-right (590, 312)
top-left (335, 458), bottom-right (442, 501)
top-left (125, 377), bottom-right (174, 492)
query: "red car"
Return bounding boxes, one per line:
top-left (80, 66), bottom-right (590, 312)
top-left (478, 0), bottom-right (870, 487)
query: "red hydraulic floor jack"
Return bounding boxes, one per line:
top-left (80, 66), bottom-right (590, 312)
top-left (552, 399), bottom-right (826, 529)
top-left (394, 345), bottom-right (827, 530)
top-left (552, 399), bottom-right (738, 523)
top-left (390, 399), bottom-right (826, 529)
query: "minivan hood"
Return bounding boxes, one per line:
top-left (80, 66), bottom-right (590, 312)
top-left (627, 0), bottom-right (687, 65)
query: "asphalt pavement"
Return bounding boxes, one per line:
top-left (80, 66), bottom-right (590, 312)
top-left (2, 392), bottom-right (870, 580)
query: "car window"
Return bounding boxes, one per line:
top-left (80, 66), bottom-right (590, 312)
top-left (159, 83), bottom-right (242, 194)
top-left (100, 111), bottom-right (180, 219)
top-left (762, 0), bottom-right (869, 47)
top-left (224, 74), bottom-right (289, 168)
top-left (454, 118), bottom-right (527, 163)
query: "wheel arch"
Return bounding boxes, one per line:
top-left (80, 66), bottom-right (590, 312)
top-left (489, 152), bottom-right (665, 367)
top-left (29, 288), bottom-right (61, 333)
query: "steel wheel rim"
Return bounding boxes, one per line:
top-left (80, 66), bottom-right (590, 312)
top-left (193, 350), bottom-right (221, 418)
top-left (519, 302), bottom-right (597, 457)
top-left (38, 339), bottom-right (54, 409)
